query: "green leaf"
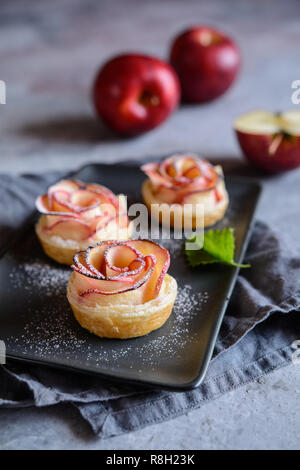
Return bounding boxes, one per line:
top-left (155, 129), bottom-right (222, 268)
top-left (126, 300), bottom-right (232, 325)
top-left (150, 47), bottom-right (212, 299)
top-left (185, 228), bottom-right (250, 268)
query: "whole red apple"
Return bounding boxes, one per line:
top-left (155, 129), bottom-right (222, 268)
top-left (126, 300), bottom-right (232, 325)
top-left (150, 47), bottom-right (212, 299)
top-left (93, 54), bottom-right (180, 136)
top-left (170, 26), bottom-right (241, 103)
top-left (234, 110), bottom-right (300, 173)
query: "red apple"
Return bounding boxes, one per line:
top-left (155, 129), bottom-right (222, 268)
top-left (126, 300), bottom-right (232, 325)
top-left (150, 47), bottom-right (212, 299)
top-left (234, 110), bottom-right (300, 173)
top-left (170, 26), bottom-right (241, 103)
top-left (93, 54), bottom-right (180, 136)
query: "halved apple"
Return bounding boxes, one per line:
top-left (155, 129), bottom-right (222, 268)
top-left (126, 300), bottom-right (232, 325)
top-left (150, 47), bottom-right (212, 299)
top-left (234, 110), bottom-right (300, 172)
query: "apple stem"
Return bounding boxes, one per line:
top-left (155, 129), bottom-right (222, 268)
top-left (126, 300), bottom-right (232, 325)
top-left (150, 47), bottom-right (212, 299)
top-left (139, 90), bottom-right (160, 107)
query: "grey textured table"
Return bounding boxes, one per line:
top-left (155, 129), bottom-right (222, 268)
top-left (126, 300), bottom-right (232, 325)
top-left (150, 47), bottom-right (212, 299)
top-left (0, 0), bottom-right (300, 450)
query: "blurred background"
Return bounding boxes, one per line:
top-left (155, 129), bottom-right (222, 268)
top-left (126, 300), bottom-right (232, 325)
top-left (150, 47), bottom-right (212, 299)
top-left (1, 0), bottom-right (300, 173)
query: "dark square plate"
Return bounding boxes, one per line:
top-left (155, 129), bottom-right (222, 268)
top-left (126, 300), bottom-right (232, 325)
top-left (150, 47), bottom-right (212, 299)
top-left (0, 163), bottom-right (261, 391)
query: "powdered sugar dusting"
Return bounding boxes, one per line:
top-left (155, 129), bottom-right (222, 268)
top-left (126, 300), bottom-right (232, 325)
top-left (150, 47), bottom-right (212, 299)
top-left (160, 237), bottom-right (183, 258)
top-left (10, 260), bottom-right (70, 296)
top-left (6, 236), bottom-right (209, 369)
top-left (135, 285), bottom-right (209, 364)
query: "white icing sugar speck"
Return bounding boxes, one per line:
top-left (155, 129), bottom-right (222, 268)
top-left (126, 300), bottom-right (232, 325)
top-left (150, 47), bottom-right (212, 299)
top-left (7, 248), bottom-right (208, 368)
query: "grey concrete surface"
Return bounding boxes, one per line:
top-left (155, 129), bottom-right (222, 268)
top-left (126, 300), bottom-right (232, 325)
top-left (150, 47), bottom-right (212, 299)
top-left (0, 0), bottom-right (299, 450)
top-left (0, 366), bottom-right (299, 450)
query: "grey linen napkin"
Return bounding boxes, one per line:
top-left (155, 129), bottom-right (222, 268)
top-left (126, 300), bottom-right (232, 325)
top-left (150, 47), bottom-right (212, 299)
top-left (0, 164), bottom-right (299, 437)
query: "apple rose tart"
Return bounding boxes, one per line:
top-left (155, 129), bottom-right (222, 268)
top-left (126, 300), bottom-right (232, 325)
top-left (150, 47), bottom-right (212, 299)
top-left (67, 240), bottom-right (177, 339)
top-left (35, 179), bottom-right (132, 265)
top-left (141, 154), bottom-right (229, 228)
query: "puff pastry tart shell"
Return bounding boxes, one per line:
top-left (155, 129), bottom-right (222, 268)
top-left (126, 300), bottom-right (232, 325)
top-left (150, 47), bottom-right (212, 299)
top-left (35, 179), bottom-right (132, 265)
top-left (141, 154), bottom-right (229, 229)
top-left (67, 239), bottom-right (177, 339)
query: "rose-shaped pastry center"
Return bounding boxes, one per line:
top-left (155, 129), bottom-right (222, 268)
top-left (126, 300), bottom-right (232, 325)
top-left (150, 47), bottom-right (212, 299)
top-left (142, 155), bottom-right (219, 190)
top-left (141, 154), bottom-right (222, 204)
top-left (71, 239), bottom-right (170, 304)
top-left (36, 179), bottom-right (129, 241)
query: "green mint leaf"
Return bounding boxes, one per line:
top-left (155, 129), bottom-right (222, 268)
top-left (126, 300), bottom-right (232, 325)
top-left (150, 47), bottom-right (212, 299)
top-left (185, 228), bottom-right (250, 268)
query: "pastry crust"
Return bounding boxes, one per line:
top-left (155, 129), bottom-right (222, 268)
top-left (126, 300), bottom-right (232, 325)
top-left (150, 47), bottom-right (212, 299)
top-left (35, 216), bottom-right (132, 265)
top-left (67, 272), bottom-right (177, 339)
top-left (142, 177), bottom-right (229, 229)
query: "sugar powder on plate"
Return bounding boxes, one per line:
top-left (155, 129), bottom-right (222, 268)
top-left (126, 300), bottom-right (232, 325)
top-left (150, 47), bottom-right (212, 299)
top-left (7, 251), bottom-right (208, 368)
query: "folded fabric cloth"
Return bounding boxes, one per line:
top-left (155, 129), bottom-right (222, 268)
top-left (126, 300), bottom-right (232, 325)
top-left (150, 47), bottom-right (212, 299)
top-left (0, 165), bottom-right (299, 438)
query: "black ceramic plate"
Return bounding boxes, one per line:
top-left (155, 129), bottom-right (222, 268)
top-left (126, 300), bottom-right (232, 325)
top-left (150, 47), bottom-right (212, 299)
top-left (0, 163), bottom-right (261, 391)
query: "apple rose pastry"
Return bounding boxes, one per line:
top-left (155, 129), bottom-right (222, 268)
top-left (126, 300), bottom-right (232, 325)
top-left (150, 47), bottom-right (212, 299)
top-left (141, 154), bottom-right (229, 228)
top-left (35, 179), bottom-right (132, 265)
top-left (67, 240), bottom-right (177, 339)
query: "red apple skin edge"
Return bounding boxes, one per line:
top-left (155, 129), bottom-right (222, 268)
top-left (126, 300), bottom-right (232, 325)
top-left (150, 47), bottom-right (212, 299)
top-left (235, 131), bottom-right (300, 173)
top-left (170, 26), bottom-right (241, 103)
top-left (93, 54), bottom-right (181, 136)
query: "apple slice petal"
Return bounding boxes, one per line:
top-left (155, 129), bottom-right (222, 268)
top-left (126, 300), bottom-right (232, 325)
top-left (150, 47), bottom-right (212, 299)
top-left (179, 156), bottom-right (199, 174)
top-left (141, 155), bottom-right (220, 199)
top-left (72, 251), bottom-right (98, 278)
top-left (46, 218), bottom-right (91, 241)
top-left (84, 241), bottom-right (142, 279)
top-left (36, 194), bottom-right (74, 217)
top-left (104, 244), bottom-right (142, 277)
top-left (73, 272), bottom-right (111, 293)
top-left (45, 213), bottom-right (81, 228)
top-left (127, 239), bottom-right (170, 298)
top-left (183, 165), bottom-right (201, 179)
top-left (78, 254), bottom-right (154, 298)
top-left (141, 162), bottom-right (174, 188)
top-left (89, 214), bottom-right (111, 233)
top-left (37, 179), bottom-right (132, 244)
top-left (69, 190), bottom-right (100, 212)
top-left (70, 239), bottom-right (168, 304)
top-left (78, 276), bottom-right (140, 296)
top-left (36, 194), bottom-right (51, 213)
top-left (85, 183), bottom-right (120, 208)
top-left (51, 190), bottom-right (74, 213)
top-left (160, 155), bottom-right (196, 179)
top-left (89, 214), bottom-right (129, 240)
top-left (48, 179), bottom-right (82, 195)
top-left (84, 241), bottom-right (116, 277)
top-left (160, 157), bottom-right (179, 178)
